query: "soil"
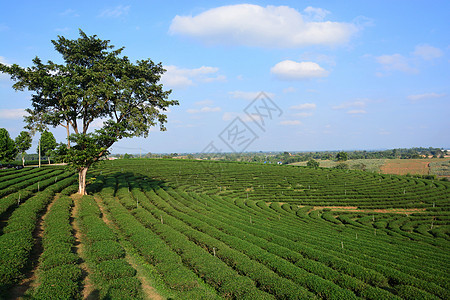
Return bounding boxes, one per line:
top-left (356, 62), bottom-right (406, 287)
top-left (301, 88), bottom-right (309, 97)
top-left (298, 205), bottom-right (426, 215)
top-left (380, 159), bottom-right (431, 175)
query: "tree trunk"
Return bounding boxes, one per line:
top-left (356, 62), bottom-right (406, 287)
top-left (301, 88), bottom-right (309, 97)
top-left (78, 167), bottom-right (89, 195)
top-left (48, 156), bottom-right (51, 165)
top-left (66, 122), bottom-right (71, 149)
top-left (22, 155), bottom-right (25, 167)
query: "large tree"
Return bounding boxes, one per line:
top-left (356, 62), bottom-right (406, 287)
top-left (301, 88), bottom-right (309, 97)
top-left (15, 131), bottom-right (32, 166)
top-left (0, 30), bottom-right (178, 194)
top-left (39, 131), bottom-right (57, 165)
top-left (0, 128), bottom-right (18, 163)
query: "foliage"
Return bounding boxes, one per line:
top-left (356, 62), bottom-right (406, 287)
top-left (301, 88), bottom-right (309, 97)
top-left (0, 128), bottom-right (18, 163)
top-left (90, 160), bottom-right (448, 299)
top-left (0, 174), bottom-right (76, 293)
top-left (334, 163), bottom-right (349, 169)
top-left (306, 159), bottom-right (320, 168)
top-left (76, 195), bottom-right (142, 298)
top-left (336, 151), bottom-right (348, 161)
top-left (0, 29), bottom-right (178, 194)
top-left (1, 160), bottom-right (448, 298)
top-left (39, 131), bottom-right (57, 163)
top-left (15, 131), bottom-right (32, 166)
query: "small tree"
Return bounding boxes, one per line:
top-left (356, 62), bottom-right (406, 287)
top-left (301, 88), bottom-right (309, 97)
top-left (334, 163), bottom-right (349, 169)
top-left (53, 143), bottom-right (69, 163)
top-left (39, 131), bottom-right (57, 165)
top-left (336, 151), bottom-right (348, 162)
top-left (306, 159), bottom-right (319, 168)
top-left (0, 128), bottom-right (18, 163)
top-left (15, 131), bottom-right (32, 166)
top-left (0, 30), bottom-right (178, 194)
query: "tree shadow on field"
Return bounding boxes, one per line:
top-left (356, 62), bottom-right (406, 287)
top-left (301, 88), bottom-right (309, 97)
top-left (86, 171), bottom-right (167, 195)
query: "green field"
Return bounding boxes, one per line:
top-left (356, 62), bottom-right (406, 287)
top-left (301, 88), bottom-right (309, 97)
top-left (0, 159), bottom-right (449, 299)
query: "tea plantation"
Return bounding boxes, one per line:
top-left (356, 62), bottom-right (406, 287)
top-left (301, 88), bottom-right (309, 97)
top-left (0, 159), bottom-right (448, 299)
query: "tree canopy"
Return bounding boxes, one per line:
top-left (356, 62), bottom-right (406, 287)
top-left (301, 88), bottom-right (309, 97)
top-left (306, 159), bottom-right (320, 168)
top-left (0, 30), bottom-right (178, 194)
top-left (336, 151), bottom-right (348, 162)
top-left (0, 128), bottom-right (18, 163)
top-left (15, 131), bottom-right (32, 166)
top-left (39, 131), bottom-right (57, 164)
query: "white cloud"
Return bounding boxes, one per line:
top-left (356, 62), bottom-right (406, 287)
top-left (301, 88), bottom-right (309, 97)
top-left (161, 65), bottom-right (224, 88)
top-left (55, 27), bottom-right (70, 33)
top-left (413, 44), bottom-right (443, 60)
top-left (376, 54), bottom-right (418, 74)
top-left (271, 60), bottom-right (329, 80)
top-left (99, 5), bottom-right (130, 18)
top-left (332, 100), bottom-right (366, 110)
top-left (333, 99), bottom-right (368, 115)
top-left (290, 103), bottom-right (316, 110)
top-left (303, 6), bottom-right (330, 21)
top-left (407, 92), bottom-right (446, 101)
top-left (347, 109), bottom-right (366, 114)
top-left (60, 9), bottom-right (79, 17)
top-left (90, 119), bottom-right (106, 129)
top-left (194, 99), bottom-right (213, 106)
top-left (187, 106), bottom-right (221, 114)
top-left (222, 112), bottom-right (261, 123)
top-left (0, 56), bottom-right (10, 66)
top-left (283, 87), bottom-right (296, 93)
top-left (229, 91), bottom-right (275, 100)
top-left (294, 112), bottom-right (313, 118)
top-left (290, 103), bottom-right (315, 118)
top-left (169, 4), bottom-right (357, 48)
top-left (280, 120), bottom-right (302, 125)
top-left (0, 108), bottom-right (29, 119)
top-left (203, 74), bottom-right (226, 83)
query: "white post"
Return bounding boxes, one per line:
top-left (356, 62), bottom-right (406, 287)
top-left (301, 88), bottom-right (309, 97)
top-left (38, 138), bottom-right (41, 168)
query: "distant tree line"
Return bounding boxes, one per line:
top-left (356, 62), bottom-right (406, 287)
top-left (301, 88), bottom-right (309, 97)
top-left (0, 128), bottom-right (65, 167)
top-left (155, 147), bottom-right (447, 164)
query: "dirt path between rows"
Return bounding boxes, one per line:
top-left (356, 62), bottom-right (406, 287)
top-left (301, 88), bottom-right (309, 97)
top-left (71, 193), bottom-right (99, 299)
top-left (7, 194), bottom-right (60, 299)
top-left (92, 195), bottom-right (163, 300)
top-left (300, 205), bottom-right (426, 215)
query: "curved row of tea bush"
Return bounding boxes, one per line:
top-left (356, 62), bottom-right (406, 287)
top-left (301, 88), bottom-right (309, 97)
top-left (133, 183), bottom-right (395, 300)
top-left (0, 175), bottom-right (77, 293)
top-left (103, 159), bottom-right (449, 211)
top-left (33, 195), bottom-right (82, 299)
top-left (0, 170), bottom-right (73, 217)
top-left (112, 176), bottom-right (277, 299)
top-left (76, 195), bottom-right (142, 300)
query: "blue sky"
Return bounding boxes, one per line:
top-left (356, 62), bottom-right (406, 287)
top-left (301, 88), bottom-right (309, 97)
top-left (1, 1), bottom-right (449, 154)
